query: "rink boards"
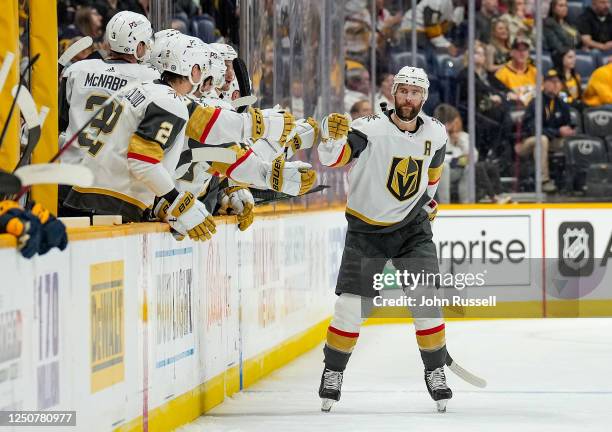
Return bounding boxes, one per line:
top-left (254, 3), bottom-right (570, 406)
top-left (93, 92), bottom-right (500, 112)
top-left (0, 205), bottom-right (611, 430)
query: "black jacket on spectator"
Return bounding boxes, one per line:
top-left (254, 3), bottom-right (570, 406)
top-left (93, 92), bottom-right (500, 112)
top-left (522, 93), bottom-right (571, 140)
top-left (475, 11), bottom-right (498, 44)
top-left (577, 7), bottom-right (612, 44)
top-left (457, 68), bottom-right (514, 165)
top-left (457, 67), bottom-right (508, 112)
top-left (543, 17), bottom-right (581, 52)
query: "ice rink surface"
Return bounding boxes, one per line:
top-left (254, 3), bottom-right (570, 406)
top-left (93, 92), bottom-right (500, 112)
top-left (180, 319), bottom-right (612, 432)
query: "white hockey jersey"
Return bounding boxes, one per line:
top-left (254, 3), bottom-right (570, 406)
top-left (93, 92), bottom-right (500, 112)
top-left (60, 58), bottom-right (160, 163)
top-left (318, 112), bottom-right (447, 233)
top-left (65, 81), bottom-right (189, 221)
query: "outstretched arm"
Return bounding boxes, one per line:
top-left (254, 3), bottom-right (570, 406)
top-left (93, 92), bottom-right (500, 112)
top-left (317, 113), bottom-right (368, 167)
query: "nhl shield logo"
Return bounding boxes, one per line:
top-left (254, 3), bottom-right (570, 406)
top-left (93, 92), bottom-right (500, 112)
top-left (558, 222), bottom-right (594, 276)
top-left (386, 156), bottom-right (423, 201)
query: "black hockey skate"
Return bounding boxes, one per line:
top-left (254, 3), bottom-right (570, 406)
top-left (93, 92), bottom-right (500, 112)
top-left (424, 366), bottom-right (453, 412)
top-left (319, 367), bottom-right (343, 412)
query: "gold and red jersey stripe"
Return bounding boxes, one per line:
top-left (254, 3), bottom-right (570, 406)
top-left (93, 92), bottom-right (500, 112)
top-left (127, 134), bottom-right (164, 164)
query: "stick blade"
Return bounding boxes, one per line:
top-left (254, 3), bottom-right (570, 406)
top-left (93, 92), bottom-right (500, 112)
top-left (15, 163), bottom-right (94, 187)
top-left (231, 95), bottom-right (257, 110)
top-left (12, 85), bottom-right (40, 128)
top-left (446, 355), bottom-right (487, 388)
top-left (0, 170), bottom-right (22, 194)
top-left (0, 51), bottom-right (15, 94)
top-left (59, 36), bottom-right (93, 67)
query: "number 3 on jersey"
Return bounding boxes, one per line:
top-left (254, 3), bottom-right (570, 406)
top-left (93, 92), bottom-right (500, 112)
top-left (78, 94), bottom-right (123, 156)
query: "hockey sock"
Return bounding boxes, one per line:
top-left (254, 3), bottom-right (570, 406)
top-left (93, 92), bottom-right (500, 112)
top-left (415, 322), bottom-right (447, 370)
top-left (323, 326), bottom-right (359, 371)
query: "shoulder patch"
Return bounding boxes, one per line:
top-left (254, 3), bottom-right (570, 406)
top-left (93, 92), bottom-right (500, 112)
top-left (431, 117), bottom-right (444, 128)
top-left (364, 114), bottom-right (380, 122)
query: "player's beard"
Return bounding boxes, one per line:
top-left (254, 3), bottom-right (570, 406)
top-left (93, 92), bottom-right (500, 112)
top-left (395, 100), bottom-right (422, 122)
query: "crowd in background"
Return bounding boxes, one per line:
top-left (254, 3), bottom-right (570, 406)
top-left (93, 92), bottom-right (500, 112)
top-left (54, 0), bottom-right (612, 203)
top-left (57, 0), bottom-right (239, 57)
top-left (343, 0), bottom-right (612, 201)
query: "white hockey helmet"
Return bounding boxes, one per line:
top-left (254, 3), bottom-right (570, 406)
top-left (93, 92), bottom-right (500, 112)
top-left (160, 34), bottom-right (209, 87)
top-left (207, 47), bottom-right (227, 89)
top-left (106, 11), bottom-right (153, 61)
top-left (210, 43), bottom-right (238, 62)
top-left (149, 29), bottom-right (181, 72)
top-left (392, 66), bottom-right (430, 102)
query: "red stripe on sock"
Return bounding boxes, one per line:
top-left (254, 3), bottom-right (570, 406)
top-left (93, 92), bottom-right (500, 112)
top-left (428, 178), bottom-right (440, 185)
top-left (226, 148), bottom-right (253, 178)
top-left (127, 152), bottom-right (159, 164)
top-left (199, 108), bottom-right (221, 142)
top-left (328, 326), bottom-right (359, 338)
top-left (415, 323), bottom-right (445, 336)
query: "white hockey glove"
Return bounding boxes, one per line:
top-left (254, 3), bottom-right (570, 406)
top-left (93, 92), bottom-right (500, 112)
top-left (249, 107), bottom-right (295, 147)
top-left (286, 117), bottom-right (320, 156)
top-left (154, 191), bottom-right (217, 241)
top-left (422, 198), bottom-right (438, 221)
top-left (266, 153), bottom-right (317, 196)
top-left (218, 184), bottom-right (255, 231)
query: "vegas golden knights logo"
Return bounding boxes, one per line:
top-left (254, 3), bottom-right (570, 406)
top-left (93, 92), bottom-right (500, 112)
top-left (386, 156), bottom-right (423, 201)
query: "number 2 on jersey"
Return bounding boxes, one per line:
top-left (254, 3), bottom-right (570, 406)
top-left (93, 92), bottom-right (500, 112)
top-left (78, 94), bottom-right (123, 156)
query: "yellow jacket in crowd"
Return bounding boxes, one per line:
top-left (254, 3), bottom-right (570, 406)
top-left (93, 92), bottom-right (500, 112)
top-left (583, 62), bottom-right (612, 107)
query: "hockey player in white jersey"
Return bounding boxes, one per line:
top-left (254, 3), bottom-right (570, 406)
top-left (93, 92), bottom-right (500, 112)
top-left (58, 10), bottom-right (159, 216)
top-left (174, 43), bottom-right (318, 231)
top-left (317, 67), bottom-right (451, 412)
top-left (59, 11), bottom-right (158, 163)
top-left (210, 43), bottom-right (237, 99)
top-left (63, 34), bottom-right (309, 241)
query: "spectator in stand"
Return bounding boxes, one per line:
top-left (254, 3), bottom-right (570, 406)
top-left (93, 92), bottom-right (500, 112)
top-left (376, 0), bottom-right (403, 42)
top-left (344, 60), bottom-right (371, 112)
top-left (434, 104), bottom-right (511, 203)
top-left (88, 1), bottom-right (145, 27)
top-left (486, 19), bottom-right (512, 72)
top-left (350, 100), bottom-right (374, 120)
top-left (344, 0), bottom-right (373, 66)
top-left (74, 6), bottom-right (104, 42)
top-left (458, 41), bottom-right (514, 166)
top-left (476, 0), bottom-right (501, 44)
top-left (495, 37), bottom-right (537, 108)
top-left (577, 0), bottom-right (612, 53)
top-left (202, 0), bottom-right (239, 45)
top-left (583, 59), bottom-right (612, 107)
top-left (552, 48), bottom-right (583, 108)
top-left (518, 69), bottom-right (575, 193)
top-left (171, 18), bottom-right (188, 33)
top-left (499, 0), bottom-right (534, 45)
top-left (544, 0), bottom-right (582, 53)
top-left (374, 72), bottom-right (394, 113)
top-left (399, 0), bottom-right (463, 56)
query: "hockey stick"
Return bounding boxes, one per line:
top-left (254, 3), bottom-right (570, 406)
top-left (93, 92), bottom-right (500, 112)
top-left (251, 184), bottom-right (330, 206)
top-left (0, 52), bottom-right (15, 94)
top-left (232, 57), bottom-right (252, 113)
top-left (445, 353), bottom-right (487, 388)
top-left (58, 36), bottom-right (92, 77)
top-left (13, 163), bottom-right (94, 201)
top-left (190, 146), bottom-right (237, 164)
top-left (0, 53), bottom-right (40, 149)
top-left (12, 85), bottom-right (42, 169)
top-left (231, 95), bottom-right (257, 110)
top-left (0, 170), bottom-right (22, 194)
